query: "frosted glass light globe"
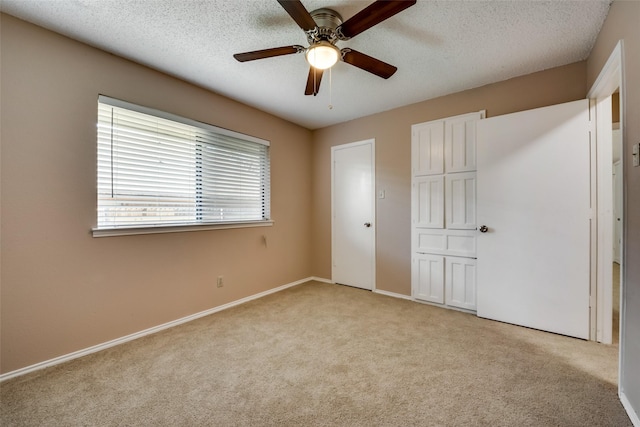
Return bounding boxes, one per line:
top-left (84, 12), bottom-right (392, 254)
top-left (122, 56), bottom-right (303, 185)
top-left (306, 42), bottom-right (340, 70)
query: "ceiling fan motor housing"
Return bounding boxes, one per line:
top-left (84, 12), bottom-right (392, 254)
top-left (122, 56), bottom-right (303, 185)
top-left (307, 8), bottom-right (343, 44)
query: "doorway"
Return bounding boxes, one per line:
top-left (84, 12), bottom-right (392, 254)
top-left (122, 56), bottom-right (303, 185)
top-left (612, 92), bottom-right (622, 346)
top-left (331, 140), bottom-right (376, 290)
top-left (587, 41), bottom-right (624, 346)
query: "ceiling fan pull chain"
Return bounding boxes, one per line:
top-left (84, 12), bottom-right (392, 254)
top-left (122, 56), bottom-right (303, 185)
top-left (328, 67), bottom-right (333, 110)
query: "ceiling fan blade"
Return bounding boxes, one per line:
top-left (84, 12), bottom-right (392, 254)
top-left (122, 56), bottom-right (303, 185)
top-left (337, 0), bottom-right (417, 39)
top-left (341, 49), bottom-right (397, 79)
top-left (277, 0), bottom-right (317, 32)
top-left (305, 67), bottom-right (324, 96)
top-left (233, 45), bottom-right (304, 62)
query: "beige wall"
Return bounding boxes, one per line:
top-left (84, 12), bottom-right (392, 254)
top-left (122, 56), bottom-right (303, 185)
top-left (311, 62), bottom-right (587, 295)
top-left (587, 0), bottom-right (640, 418)
top-left (0, 15), bottom-right (313, 374)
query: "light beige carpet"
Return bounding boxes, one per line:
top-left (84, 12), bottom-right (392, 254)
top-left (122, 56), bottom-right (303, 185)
top-left (1, 281), bottom-right (631, 426)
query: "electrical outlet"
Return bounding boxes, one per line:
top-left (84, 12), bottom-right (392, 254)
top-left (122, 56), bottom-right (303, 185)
top-left (216, 276), bottom-right (224, 288)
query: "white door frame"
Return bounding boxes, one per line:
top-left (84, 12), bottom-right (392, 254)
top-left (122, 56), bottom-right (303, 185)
top-left (587, 40), bottom-right (624, 345)
top-left (331, 139), bottom-right (376, 290)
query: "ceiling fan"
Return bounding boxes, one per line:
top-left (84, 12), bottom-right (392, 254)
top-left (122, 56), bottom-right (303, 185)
top-left (233, 0), bottom-right (417, 96)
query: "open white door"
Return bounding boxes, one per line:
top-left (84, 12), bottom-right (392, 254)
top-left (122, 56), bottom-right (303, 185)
top-left (613, 159), bottom-right (622, 264)
top-left (476, 99), bottom-right (591, 339)
top-left (332, 140), bottom-right (375, 290)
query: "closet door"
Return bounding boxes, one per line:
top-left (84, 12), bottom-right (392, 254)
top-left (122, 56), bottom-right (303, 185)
top-left (412, 111), bottom-right (484, 312)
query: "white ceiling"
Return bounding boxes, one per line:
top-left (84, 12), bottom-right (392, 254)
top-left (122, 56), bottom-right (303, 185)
top-left (1, 0), bottom-right (611, 130)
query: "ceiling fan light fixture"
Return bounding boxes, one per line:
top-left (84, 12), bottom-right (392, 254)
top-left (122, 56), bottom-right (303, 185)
top-left (306, 41), bottom-right (340, 70)
top-left (234, 1), bottom-right (417, 95)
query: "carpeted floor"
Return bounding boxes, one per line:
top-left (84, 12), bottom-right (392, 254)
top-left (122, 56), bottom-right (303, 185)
top-left (1, 281), bottom-right (631, 426)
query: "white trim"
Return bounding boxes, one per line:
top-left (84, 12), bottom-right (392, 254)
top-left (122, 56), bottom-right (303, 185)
top-left (587, 42), bottom-right (623, 99)
top-left (0, 277), bottom-right (313, 382)
top-left (309, 276), bottom-right (334, 284)
top-left (92, 220), bottom-right (274, 238)
top-left (595, 96), bottom-right (614, 345)
top-left (413, 297), bottom-right (476, 315)
top-left (374, 289), bottom-right (413, 301)
top-left (587, 40), bottom-right (623, 346)
top-left (588, 98), bottom-right (599, 341)
top-left (587, 41), bottom-right (623, 344)
top-left (621, 391), bottom-right (640, 427)
top-left (587, 40), bottom-right (636, 425)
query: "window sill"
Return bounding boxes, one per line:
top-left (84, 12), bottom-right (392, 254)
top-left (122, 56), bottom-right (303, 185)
top-left (92, 220), bottom-right (274, 238)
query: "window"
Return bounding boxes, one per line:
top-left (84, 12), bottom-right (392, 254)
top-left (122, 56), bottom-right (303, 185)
top-left (95, 96), bottom-right (271, 236)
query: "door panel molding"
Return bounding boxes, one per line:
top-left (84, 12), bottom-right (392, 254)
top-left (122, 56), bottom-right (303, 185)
top-left (414, 176), bottom-right (444, 228)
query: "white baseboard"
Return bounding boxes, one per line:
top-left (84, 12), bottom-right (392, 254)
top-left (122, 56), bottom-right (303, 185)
top-left (309, 276), bottom-right (333, 284)
top-left (0, 277), bottom-right (315, 382)
top-left (621, 390), bottom-right (640, 427)
top-left (313, 281), bottom-right (413, 301)
top-left (412, 298), bottom-right (477, 315)
top-left (374, 289), bottom-right (412, 300)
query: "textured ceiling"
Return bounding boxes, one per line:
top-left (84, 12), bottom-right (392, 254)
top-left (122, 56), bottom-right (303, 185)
top-left (1, 0), bottom-right (611, 129)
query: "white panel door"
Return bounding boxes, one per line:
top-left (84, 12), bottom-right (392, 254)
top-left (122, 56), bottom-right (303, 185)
top-left (445, 172), bottom-right (476, 230)
top-left (476, 99), bottom-right (591, 339)
top-left (413, 254), bottom-right (444, 303)
top-left (332, 140), bottom-right (375, 290)
top-left (412, 121), bottom-right (444, 176)
top-left (445, 256), bottom-right (476, 311)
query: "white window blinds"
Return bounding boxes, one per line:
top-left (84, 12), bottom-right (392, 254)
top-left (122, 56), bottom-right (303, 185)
top-left (96, 96), bottom-right (270, 230)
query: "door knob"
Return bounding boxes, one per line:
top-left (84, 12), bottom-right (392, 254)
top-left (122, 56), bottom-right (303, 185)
top-left (364, 222), bottom-right (371, 228)
top-left (479, 225), bottom-right (489, 233)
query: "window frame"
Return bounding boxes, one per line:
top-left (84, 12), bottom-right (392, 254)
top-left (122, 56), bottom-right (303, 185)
top-left (92, 95), bottom-right (273, 237)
